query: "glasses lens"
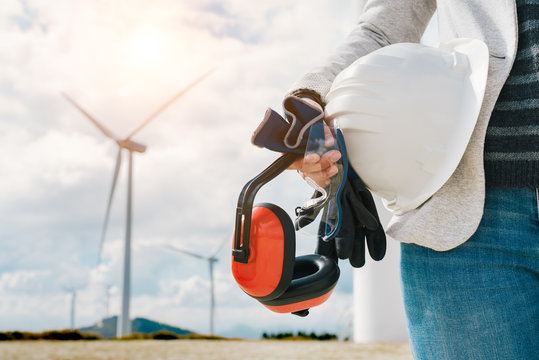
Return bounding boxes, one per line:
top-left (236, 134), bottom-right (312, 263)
top-left (297, 122), bottom-right (346, 241)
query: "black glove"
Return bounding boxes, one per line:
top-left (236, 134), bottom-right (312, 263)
top-left (315, 168), bottom-right (386, 268)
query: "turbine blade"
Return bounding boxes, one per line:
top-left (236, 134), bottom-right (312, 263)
top-left (97, 148), bottom-right (122, 264)
top-left (164, 244), bottom-right (206, 260)
top-left (209, 233), bottom-right (230, 259)
top-left (62, 92), bottom-right (119, 141)
top-left (125, 68), bottom-right (215, 140)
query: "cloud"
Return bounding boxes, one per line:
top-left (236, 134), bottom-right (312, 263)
top-left (0, 270), bottom-right (53, 293)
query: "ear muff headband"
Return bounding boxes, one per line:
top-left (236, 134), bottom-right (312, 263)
top-left (232, 153), bottom-right (301, 264)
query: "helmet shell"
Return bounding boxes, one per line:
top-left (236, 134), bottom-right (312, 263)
top-left (325, 39), bottom-right (489, 214)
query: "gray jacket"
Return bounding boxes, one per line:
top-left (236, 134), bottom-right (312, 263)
top-left (289, 0), bottom-right (518, 250)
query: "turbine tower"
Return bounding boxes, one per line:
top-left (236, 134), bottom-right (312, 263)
top-left (165, 235), bottom-right (228, 335)
top-left (63, 70), bottom-right (212, 337)
top-left (63, 287), bottom-right (79, 329)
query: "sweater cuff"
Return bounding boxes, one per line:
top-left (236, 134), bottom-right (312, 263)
top-left (288, 88), bottom-right (326, 108)
top-left (287, 73), bottom-right (334, 107)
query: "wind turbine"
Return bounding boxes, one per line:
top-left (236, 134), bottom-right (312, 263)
top-left (63, 287), bottom-right (79, 330)
top-left (164, 235), bottom-right (229, 335)
top-left (62, 70), bottom-right (212, 337)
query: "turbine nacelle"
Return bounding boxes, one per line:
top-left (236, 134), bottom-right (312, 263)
top-left (117, 139), bottom-right (147, 153)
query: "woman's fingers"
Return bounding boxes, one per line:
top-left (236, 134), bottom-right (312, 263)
top-left (301, 150), bottom-right (341, 173)
top-left (291, 149), bottom-right (342, 187)
top-left (307, 165), bottom-right (338, 187)
top-left (324, 122), bottom-right (335, 147)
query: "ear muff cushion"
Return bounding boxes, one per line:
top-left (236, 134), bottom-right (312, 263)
top-left (231, 203), bottom-right (296, 301)
top-left (260, 254), bottom-right (339, 307)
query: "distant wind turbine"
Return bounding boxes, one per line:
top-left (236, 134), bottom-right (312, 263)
top-left (62, 70), bottom-right (213, 337)
top-left (63, 287), bottom-right (79, 330)
top-left (164, 235), bottom-right (229, 335)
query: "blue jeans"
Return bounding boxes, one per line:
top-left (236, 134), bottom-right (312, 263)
top-left (401, 188), bottom-right (539, 360)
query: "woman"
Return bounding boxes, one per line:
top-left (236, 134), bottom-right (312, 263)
top-left (288, 0), bottom-right (538, 358)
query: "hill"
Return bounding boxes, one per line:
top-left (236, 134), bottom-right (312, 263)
top-left (79, 316), bottom-right (193, 339)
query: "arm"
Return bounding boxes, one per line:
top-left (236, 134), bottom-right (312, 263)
top-left (289, 0), bottom-right (437, 104)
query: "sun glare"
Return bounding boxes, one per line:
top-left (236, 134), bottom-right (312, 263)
top-left (127, 26), bottom-right (168, 65)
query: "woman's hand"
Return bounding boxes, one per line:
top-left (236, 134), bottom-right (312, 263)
top-left (286, 97), bottom-right (342, 187)
top-left (289, 150), bottom-right (342, 187)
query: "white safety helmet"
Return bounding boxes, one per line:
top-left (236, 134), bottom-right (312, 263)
top-left (325, 38), bottom-right (489, 215)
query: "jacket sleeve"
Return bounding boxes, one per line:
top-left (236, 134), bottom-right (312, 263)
top-left (289, 0), bottom-right (437, 105)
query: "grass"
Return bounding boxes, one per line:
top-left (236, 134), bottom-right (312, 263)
top-left (0, 339), bottom-right (413, 360)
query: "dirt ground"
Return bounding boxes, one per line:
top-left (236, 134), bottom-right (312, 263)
top-left (0, 340), bottom-right (413, 360)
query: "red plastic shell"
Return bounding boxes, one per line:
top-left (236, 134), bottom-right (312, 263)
top-left (231, 206), bottom-right (287, 298)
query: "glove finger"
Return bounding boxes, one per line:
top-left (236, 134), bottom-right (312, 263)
top-left (358, 189), bottom-right (387, 260)
top-left (316, 236), bottom-right (338, 263)
top-left (334, 199), bottom-right (355, 260)
top-left (335, 233), bottom-right (353, 260)
top-left (365, 227), bottom-right (387, 261)
top-left (358, 187), bottom-right (383, 225)
top-left (349, 226), bottom-right (366, 268)
top-left (345, 186), bottom-right (379, 231)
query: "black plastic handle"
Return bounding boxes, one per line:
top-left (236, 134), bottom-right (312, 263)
top-left (233, 153), bottom-right (302, 263)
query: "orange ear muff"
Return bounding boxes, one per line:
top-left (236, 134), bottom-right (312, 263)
top-left (232, 154), bottom-right (340, 316)
top-left (231, 203), bottom-right (295, 301)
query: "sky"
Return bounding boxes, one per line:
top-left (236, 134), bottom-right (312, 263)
top-left (0, 0), bottom-right (437, 338)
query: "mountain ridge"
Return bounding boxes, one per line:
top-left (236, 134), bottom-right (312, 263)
top-left (79, 316), bottom-right (193, 338)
